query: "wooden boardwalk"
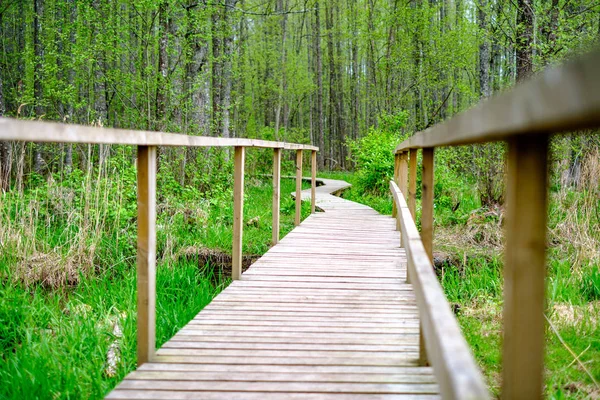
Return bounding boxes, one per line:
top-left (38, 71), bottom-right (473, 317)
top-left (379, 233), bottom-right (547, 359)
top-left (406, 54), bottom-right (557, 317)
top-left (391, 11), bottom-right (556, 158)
top-left (107, 178), bottom-right (440, 399)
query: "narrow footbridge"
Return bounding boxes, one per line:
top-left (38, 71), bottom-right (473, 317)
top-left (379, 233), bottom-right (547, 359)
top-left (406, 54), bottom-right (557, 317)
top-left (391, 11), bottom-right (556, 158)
top-left (108, 177), bottom-right (443, 399)
top-left (1, 49), bottom-right (599, 400)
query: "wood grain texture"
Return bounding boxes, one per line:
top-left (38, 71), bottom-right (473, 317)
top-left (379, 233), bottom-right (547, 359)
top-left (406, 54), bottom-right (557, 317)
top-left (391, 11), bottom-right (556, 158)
top-left (390, 181), bottom-right (489, 400)
top-left (295, 149), bottom-right (303, 226)
top-left (136, 145), bottom-right (157, 365)
top-left (408, 149), bottom-right (418, 219)
top-left (272, 148), bottom-right (281, 245)
top-left (108, 177), bottom-right (442, 399)
top-left (232, 146), bottom-right (245, 280)
top-left (311, 150), bottom-right (317, 214)
top-left (0, 117), bottom-right (318, 150)
top-left (395, 50), bottom-right (600, 152)
top-left (393, 153), bottom-right (400, 219)
top-left (421, 148), bottom-right (434, 263)
top-left (502, 135), bottom-right (548, 400)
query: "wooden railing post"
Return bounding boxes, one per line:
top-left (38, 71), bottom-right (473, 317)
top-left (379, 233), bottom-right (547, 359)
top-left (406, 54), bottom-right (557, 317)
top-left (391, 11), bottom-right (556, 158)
top-left (419, 147), bottom-right (434, 367)
top-left (421, 148), bottom-right (434, 263)
top-left (502, 135), bottom-right (548, 400)
top-left (136, 145), bottom-right (157, 366)
top-left (392, 153), bottom-right (400, 221)
top-left (398, 152), bottom-right (409, 239)
top-left (272, 148), bottom-right (281, 245)
top-left (295, 149), bottom-right (303, 226)
top-left (408, 149), bottom-right (417, 219)
top-left (311, 150), bottom-right (317, 214)
top-left (232, 146), bottom-right (245, 280)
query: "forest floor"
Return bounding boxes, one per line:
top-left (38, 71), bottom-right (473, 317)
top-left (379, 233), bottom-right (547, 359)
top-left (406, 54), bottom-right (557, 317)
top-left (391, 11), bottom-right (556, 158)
top-left (320, 170), bottom-right (600, 399)
top-left (1, 166), bottom-right (598, 399)
top-left (0, 173), bottom-right (311, 399)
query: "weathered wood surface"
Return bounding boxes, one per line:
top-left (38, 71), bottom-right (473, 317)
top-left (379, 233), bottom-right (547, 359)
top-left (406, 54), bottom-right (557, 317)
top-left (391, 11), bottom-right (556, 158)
top-left (0, 117), bottom-right (318, 151)
top-left (390, 181), bottom-right (489, 400)
top-left (107, 178), bottom-right (440, 399)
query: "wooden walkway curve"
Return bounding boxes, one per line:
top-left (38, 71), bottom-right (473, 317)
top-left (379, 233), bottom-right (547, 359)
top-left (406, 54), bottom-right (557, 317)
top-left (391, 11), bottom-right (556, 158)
top-left (107, 178), bottom-right (440, 399)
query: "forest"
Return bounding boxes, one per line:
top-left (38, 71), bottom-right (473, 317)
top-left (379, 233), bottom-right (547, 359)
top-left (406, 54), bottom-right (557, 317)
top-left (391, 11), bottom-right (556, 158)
top-left (0, 0), bottom-right (599, 398)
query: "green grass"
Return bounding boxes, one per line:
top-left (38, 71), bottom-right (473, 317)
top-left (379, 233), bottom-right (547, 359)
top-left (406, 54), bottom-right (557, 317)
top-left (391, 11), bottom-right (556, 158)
top-left (322, 168), bottom-right (600, 398)
top-left (0, 171), bottom-right (312, 399)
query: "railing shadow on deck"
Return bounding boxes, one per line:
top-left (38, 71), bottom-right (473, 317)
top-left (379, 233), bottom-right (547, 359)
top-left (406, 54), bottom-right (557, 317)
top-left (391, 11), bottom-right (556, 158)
top-left (0, 117), bottom-right (318, 366)
top-left (392, 48), bottom-right (600, 399)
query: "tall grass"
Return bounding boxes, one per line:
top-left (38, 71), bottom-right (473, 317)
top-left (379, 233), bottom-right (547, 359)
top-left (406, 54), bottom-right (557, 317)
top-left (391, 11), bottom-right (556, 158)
top-left (0, 146), bottom-right (311, 398)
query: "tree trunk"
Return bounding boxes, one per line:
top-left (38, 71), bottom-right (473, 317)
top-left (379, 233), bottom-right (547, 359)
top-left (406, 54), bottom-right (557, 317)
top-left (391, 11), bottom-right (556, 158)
top-left (516, 0), bottom-right (534, 81)
top-left (220, 0), bottom-right (237, 139)
top-left (92, 0), bottom-right (108, 124)
top-left (156, 0), bottom-right (169, 131)
top-left (274, 0), bottom-right (288, 140)
top-left (34, 0), bottom-right (44, 173)
top-left (314, 1), bottom-right (325, 169)
top-left (185, 2), bottom-right (210, 136)
top-left (478, 0), bottom-right (491, 98)
top-left (211, 5), bottom-right (223, 136)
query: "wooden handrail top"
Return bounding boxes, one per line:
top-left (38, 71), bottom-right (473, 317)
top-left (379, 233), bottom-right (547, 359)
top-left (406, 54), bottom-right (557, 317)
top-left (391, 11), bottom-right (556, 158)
top-left (0, 118), bottom-right (319, 151)
top-left (396, 49), bottom-right (600, 152)
top-left (390, 180), bottom-right (490, 400)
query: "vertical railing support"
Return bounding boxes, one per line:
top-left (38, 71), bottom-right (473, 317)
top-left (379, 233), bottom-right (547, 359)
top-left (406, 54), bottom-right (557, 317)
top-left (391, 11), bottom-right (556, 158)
top-left (311, 150), bottom-right (317, 214)
top-left (421, 148), bottom-right (434, 262)
top-left (408, 149), bottom-right (417, 219)
top-left (502, 135), bottom-right (548, 400)
top-left (295, 149), bottom-right (303, 226)
top-left (419, 147), bottom-right (434, 367)
top-left (392, 153), bottom-right (400, 221)
top-left (398, 152), bottom-right (409, 238)
top-left (272, 148), bottom-right (281, 245)
top-left (136, 145), bottom-right (157, 366)
top-left (232, 146), bottom-right (245, 280)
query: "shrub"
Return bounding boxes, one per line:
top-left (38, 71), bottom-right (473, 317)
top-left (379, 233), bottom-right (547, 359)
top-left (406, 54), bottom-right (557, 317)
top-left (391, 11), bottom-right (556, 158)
top-left (346, 112), bottom-right (407, 195)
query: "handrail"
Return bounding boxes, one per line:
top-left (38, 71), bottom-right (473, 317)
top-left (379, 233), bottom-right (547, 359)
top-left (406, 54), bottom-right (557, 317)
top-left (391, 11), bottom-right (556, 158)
top-left (392, 49), bottom-right (600, 398)
top-left (390, 181), bottom-right (490, 400)
top-left (0, 116), bottom-right (318, 367)
top-left (0, 118), bottom-right (318, 150)
top-left (395, 49), bottom-right (600, 152)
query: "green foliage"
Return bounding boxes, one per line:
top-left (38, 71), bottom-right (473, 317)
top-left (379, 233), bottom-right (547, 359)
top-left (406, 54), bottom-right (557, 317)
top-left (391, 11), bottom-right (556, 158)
top-left (0, 147), bottom-right (312, 397)
top-left (580, 266), bottom-right (600, 301)
top-left (346, 112), bottom-right (407, 195)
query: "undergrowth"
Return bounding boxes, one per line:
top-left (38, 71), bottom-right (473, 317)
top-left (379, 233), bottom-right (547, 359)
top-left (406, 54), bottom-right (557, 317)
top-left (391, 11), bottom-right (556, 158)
top-left (0, 146), bottom-right (311, 398)
top-left (327, 137), bottom-right (600, 398)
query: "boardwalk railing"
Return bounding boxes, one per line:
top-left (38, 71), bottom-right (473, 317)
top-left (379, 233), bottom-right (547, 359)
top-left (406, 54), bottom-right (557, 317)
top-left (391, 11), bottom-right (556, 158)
top-left (0, 118), bottom-right (318, 365)
top-left (392, 49), bottom-right (600, 399)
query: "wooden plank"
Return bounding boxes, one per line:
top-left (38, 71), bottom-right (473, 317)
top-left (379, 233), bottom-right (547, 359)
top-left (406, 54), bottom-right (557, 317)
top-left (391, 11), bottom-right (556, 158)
top-left (136, 363), bottom-right (435, 374)
top-left (421, 148), bottom-right (434, 263)
top-left (408, 148), bottom-right (417, 219)
top-left (502, 134), bottom-right (548, 400)
top-left (107, 390), bottom-right (441, 400)
top-left (272, 148), bottom-right (281, 245)
top-left (156, 348), bottom-right (419, 359)
top-left (232, 146), bottom-right (245, 280)
top-left (127, 370), bottom-right (434, 383)
top-left (168, 336), bottom-right (418, 346)
top-left (311, 150), bottom-right (317, 213)
top-left (295, 149), bottom-right (303, 226)
top-left (152, 355), bottom-right (420, 366)
top-left (115, 380), bottom-right (439, 394)
top-left (163, 341), bottom-right (418, 352)
top-left (395, 49), bottom-right (600, 152)
top-left (136, 145), bottom-right (157, 365)
top-left (0, 117), bottom-right (318, 150)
